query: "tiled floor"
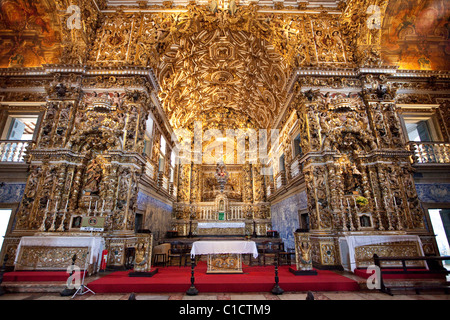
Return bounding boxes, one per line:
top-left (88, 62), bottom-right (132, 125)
top-left (0, 291), bottom-right (449, 300)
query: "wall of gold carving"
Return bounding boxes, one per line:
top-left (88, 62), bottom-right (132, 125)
top-left (13, 74), bottom-right (154, 234)
top-left (287, 86), bottom-right (426, 234)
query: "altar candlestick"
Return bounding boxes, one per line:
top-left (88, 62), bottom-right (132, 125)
top-left (102, 200), bottom-right (105, 212)
top-left (45, 199), bottom-right (49, 211)
top-left (55, 200), bottom-right (58, 212)
top-left (95, 201), bottom-right (98, 212)
top-left (65, 199), bottom-right (68, 211)
top-left (374, 197), bottom-right (378, 209)
top-left (89, 200), bottom-right (92, 212)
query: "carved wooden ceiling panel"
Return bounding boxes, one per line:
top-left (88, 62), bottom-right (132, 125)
top-left (157, 28), bottom-right (288, 130)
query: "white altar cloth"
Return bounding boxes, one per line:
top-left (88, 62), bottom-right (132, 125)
top-left (15, 236), bottom-right (104, 266)
top-left (190, 241), bottom-right (258, 259)
top-left (342, 235), bottom-right (424, 271)
top-left (197, 222), bottom-right (245, 229)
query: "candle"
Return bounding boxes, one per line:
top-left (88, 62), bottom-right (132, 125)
top-left (89, 200), bottom-right (92, 211)
top-left (45, 199), bottom-right (49, 211)
top-left (55, 200), bottom-right (58, 212)
top-left (393, 197), bottom-right (398, 208)
top-left (353, 197), bottom-right (357, 209)
top-left (374, 197), bottom-right (378, 209)
top-left (102, 200), bottom-right (105, 212)
top-left (65, 199), bottom-right (68, 211)
top-left (95, 201), bottom-right (98, 211)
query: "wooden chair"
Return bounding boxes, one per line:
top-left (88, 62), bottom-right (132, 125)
top-left (168, 241), bottom-right (185, 267)
top-left (183, 243), bottom-right (193, 266)
top-left (250, 242), bottom-right (265, 266)
top-left (153, 243), bottom-right (171, 267)
top-left (261, 241), bottom-right (282, 266)
top-left (279, 246), bottom-right (294, 266)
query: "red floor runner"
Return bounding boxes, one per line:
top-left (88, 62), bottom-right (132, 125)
top-left (354, 268), bottom-right (447, 280)
top-left (3, 271), bottom-right (85, 282)
top-left (88, 263), bottom-right (359, 293)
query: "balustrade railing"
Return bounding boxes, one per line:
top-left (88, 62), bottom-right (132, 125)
top-left (144, 160), bottom-right (155, 180)
top-left (408, 142), bottom-right (450, 164)
top-left (275, 170), bottom-right (286, 189)
top-left (290, 156), bottom-right (301, 179)
top-left (197, 204), bottom-right (245, 221)
top-left (0, 140), bottom-right (30, 162)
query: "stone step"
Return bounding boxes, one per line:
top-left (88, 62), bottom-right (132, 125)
top-left (2, 282), bottom-right (68, 293)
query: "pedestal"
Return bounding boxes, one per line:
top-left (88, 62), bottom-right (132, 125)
top-left (288, 267), bottom-right (317, 275)
top-left (128, 268), bottom-right (159, 277)
top-left (292, 232), bottom-right (317, 275)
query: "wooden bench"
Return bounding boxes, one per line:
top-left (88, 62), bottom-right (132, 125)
top-left (373, 254), bottom-right (450, 295)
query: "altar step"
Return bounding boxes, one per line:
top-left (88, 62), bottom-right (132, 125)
top-left (87, 262), bottom-right (361, 293)
top-left (2, 281), bottom-right (67, 293)
top-left (1, 270), bottom-right (101, 294)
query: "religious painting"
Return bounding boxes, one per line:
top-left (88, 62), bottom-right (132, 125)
top-left (381, 0), bottom-right (450, 70)
top-left (0, 0), bottom-right (61, 67)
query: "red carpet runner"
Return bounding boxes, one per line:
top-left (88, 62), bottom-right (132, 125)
top-left (87, 263), bottom-right (360, 293)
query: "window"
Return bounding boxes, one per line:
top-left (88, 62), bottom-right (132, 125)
top-left (279, 154), bottom-right (285, 172)
top-left (2, 115), bottom-right (39, 140)
top-left (170, 150), bottom-right (176, 167)
top-left (169, 151), bottom-right (176, 182)
top-left (428, 209), bottom-right (450, 271)
top-left (143, 137), bottom-right (152, 157)
top-left (0, 209), bottom-right (12, 249)
top-left (146, 117), bottom-right (154, 137)
top-left (405, 120), bottom-right (431, 142)
top-left (401, 114), bottom-right (442, 142)
top-left (143, 116), bottom-right (154, 158)
top-left (159, 155), bottom-right (165, 172)
top-left (160, 135), bottom-right (166, 155)
top-left (292, 134), bottom-right (302, 157)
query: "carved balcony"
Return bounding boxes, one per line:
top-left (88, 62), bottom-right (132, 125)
top-left (0, 140), bottom-right (30, 163)
top-left (408, 142), bottom-right (450, 164)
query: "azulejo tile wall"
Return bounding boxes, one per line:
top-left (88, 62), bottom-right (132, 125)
top-left (415, 183), bottom-right (450, 203)
top-left (137, 191), bottom-right (173, 241)
top-left (0, 183), bottom-right (25, 203)
top-left (270, 191), bottom-right (308, 250)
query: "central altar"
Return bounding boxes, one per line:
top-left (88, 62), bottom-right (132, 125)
top-left (190, 240), bottom-right (258, 273)
top-left (196, 221), bottom-right (246, 236)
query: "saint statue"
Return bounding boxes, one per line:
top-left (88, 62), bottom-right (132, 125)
top-left (83, 157), bottom-right (104, 195)
top-left (215, 163), bottom-right (229, 193)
